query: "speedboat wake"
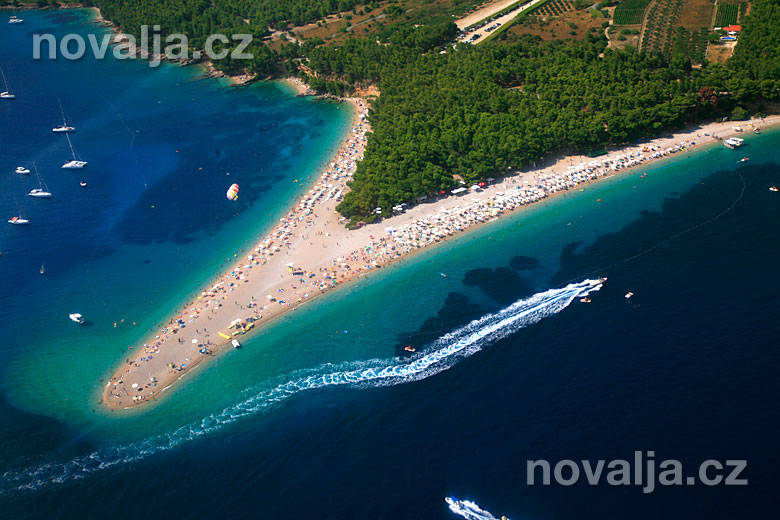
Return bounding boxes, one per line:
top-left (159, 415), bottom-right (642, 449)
top-left (2, 279), bottom-right (604, 492)
top-left (446, 496), bottom-right (507, 520)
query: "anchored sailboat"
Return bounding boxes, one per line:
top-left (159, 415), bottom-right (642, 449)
top-left (8, 200), bottom-right (29, 225)
top-left (52, 99), bottom-right (75, 133)
top-left (1, 67), bottom-right (15, 99)
top-left (62, 133), bottom-right (87, 169)
top-left (28, 164), bottom-right (53, 198)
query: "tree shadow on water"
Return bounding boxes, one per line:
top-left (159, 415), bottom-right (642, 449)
top-left (394, 292), bottom-right (482, 356)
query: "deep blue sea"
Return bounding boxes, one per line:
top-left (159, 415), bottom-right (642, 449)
top-left (2, 9), bottom-right (780, 520)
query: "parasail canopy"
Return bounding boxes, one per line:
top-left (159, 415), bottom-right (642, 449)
top-left (226, 183), bottom-right (239, 201)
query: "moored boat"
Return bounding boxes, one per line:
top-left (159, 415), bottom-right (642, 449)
top-left (28, 188), bottom-right (52, 198)
top-left (69, 313), bottom-right (85, 324)
top-left (62, 160), bottom-right (88, 169)
top-left (8, 216), bottom-right (29, 225)
top-left (62, 133), bottom-right (87, 169)
top-left (1, 67), bottom-right (15, 98)
top-left (53, 99), bottom-right (75, 133)
top-left (28, 164), bottom-right (52, 197)
top-left (15, 166), bottom-right (30, 175)
top-left (723, 137), bottom-right (744, 149)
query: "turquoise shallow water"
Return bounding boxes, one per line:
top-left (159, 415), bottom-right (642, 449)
top-left (3, 9), bottom-right (780, 520)
top-left (0, 10), bottom-right (352, 436)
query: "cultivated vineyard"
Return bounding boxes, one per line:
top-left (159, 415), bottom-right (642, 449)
top-left (535, 0), bottom-right (575, 17)
top-left (714, 2), bottom-right (745, 26)
top-left (613, 0), bottom-right (652, 24)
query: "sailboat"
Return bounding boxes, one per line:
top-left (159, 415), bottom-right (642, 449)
top-left (52, 99), bottom-right (75, 133)
top-left (62, 133), bottom-right (87, 169)
top-left (28, 164), bottom-right (53, 198)
top-left (8, 200), bottom-right (29, 225)
top-left (1, 67), bottom-right (15, 99)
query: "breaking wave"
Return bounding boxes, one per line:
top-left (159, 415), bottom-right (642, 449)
top-left (2, 280), bottom-right (602, 492)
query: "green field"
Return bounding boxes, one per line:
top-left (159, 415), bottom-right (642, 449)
top-left (714, 2), bottom-right (744, 26)
top-left (613, 0), bottom-right (652, 24)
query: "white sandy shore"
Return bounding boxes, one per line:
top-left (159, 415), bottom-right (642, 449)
top-left (101, 109), bottom-right (780, 410)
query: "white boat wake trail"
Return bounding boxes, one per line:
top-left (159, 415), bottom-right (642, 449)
top-left (447, 497), bottom-right (504, 520)
top-left (2, 279), bottom-right (602, 492)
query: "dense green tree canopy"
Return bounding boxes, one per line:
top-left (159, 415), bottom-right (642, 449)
top-left (80, 0), bottom-right (780, 223)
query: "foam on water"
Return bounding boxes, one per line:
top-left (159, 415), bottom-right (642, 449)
top-left (446, 497), bottom-right (504, 520)
top-left (1, 280), bottom-right (601, 492)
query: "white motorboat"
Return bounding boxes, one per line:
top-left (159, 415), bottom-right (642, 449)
top-left (8, 16), bottom-right (24, 24)
top-left (53, 99), bottom-right (75, 132)
top-left (8, 216), bottom-right (29, 225)
top-left (15, 166), bottom-right (30, 175)
top-left (69, 313), bottom-right (85, 324)
top-left (1, 67), bottom-right (15, 99)
top-left (723, 137), bottom-right (744, 149)
top-left (62, 133), bottom-right (87, 168)
top-left (231, 339), bottom-right (241, 348)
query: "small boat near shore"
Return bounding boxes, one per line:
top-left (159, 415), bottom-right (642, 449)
top-left (8, 16), bottom-right (24, 24)
top-left (723, 137), bottom-right (744, 149)
top-left (69, 313), bottom-right (85, 324)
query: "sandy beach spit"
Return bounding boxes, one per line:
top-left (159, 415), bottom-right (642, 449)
top-left (101, 101), bottom-right (780, 410)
